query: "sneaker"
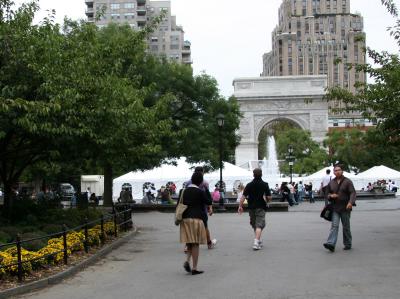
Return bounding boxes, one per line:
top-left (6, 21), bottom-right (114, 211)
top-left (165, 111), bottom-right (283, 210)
top-left (253, 240), bottom-right (261, 250)
top-left (258, 240), bottom-right (263, 248)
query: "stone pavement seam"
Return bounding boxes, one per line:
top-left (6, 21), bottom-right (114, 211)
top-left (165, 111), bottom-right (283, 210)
top-left (0, 226), bottom-right (138, 299)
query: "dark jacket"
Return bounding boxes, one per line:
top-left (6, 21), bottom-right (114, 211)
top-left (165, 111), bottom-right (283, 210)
top-left (180, 186), bottom-right (212, 222)
top-left (327, 176), bottom-right (356, 212)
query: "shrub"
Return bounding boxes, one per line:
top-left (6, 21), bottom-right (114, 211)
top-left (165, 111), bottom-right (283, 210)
top-left (41, 224), bottom-right (63, 235)
top-left (1, 226), bottom-right (20, 242)
top-left (0, 231), bottom-right (11, 244)
top-left (0, 221), bottom-right (118, 278)
top-left (20, 232), bottom-right (47, 252)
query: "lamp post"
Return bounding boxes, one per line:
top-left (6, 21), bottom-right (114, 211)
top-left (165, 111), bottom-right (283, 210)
top-left (216, 113), bottom-right (225, 212)
top-left (287, 144), bottom-right (294, 183)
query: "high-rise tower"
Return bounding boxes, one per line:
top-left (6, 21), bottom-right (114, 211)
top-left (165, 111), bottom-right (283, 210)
top-left (262, 0), bottom-right (366, 119)
top-left (85, 0), bottom-right (192, 65)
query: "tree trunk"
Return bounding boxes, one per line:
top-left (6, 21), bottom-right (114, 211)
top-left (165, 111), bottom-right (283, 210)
top-left (103, 163), bottom-right (113, 207)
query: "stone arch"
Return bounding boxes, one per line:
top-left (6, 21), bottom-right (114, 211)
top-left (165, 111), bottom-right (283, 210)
top-left (233, 76), bottom-right (328, 167)
top-left (254, 115), bottom-right (308, 142)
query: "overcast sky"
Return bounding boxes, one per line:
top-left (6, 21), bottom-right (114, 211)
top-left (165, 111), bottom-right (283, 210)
top-left (14, 0), bottom-right (400, 97)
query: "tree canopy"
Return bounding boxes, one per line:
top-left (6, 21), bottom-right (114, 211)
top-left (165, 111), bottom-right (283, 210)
top-left (0, 0), bottom-right (241, 214)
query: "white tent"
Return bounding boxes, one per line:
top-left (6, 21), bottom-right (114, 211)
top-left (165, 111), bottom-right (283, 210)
top-left (356, 165), bottom-right (400, 180)
top-left (298, 166), bottom-right (356, 191)
top-left (303, 166), bottom-right (354, 180)
top-left (351, 165), bottom-right (400, 191)
top-left (113, 157), bottom-right (253, 201)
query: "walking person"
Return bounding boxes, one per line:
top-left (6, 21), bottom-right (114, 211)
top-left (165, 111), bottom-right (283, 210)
top-left (323, 164), bottom-right (357, 252)
top-left (238, 168), bottom-right (272, 250)
top-left (297, 181), bottom-right (304, 203)
top-left (320, 168), bottom-right (332, 206)
top-left (179, 171), bottom-right (212, 275)
top-left (305, 182), bottom-right (314, 203)
top-left (185, 166), bottom-right (217, 250)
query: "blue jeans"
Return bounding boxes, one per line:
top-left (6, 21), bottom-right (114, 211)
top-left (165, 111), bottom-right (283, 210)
top-left (326, 210), bottom-right (352, 248)
top-left (308, 191), bottom-right (314, 203)
top-left (297, 191), bottom-right (304, 203)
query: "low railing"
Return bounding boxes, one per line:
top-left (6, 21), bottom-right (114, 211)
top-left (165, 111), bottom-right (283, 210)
top-left (0, 208), bottom-right (133, 282)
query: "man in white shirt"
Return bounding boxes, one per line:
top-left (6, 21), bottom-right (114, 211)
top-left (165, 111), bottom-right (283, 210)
top-left (320, 169), bottom-right (332, 206)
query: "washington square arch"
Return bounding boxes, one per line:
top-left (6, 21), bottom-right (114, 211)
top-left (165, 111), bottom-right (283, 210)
top-left (233, 75), bottom-right (329, 167)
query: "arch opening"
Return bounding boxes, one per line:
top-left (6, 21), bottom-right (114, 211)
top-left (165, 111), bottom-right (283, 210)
top-left (258, 119), bottom-right (301, 160)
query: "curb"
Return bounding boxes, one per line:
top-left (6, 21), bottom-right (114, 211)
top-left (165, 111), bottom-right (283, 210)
top-left (1, 226), bottom-right (138, 299)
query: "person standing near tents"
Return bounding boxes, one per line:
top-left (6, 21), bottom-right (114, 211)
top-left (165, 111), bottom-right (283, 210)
top-left (323, 164), bottom-right (357, 252)
top-left (320, 169), bottom-right (332, 206)
top-left (238, 168), bottom-right (272, 250)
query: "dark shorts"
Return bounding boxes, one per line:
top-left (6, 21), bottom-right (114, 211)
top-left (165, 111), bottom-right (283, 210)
top-left (249, 208), bottom-right (266, 230)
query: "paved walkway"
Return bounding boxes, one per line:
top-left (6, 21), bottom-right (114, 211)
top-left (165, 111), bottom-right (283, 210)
top-left (20, 198), bottom-right (400, 299)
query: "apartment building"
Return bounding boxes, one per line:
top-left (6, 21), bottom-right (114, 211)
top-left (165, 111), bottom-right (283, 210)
top-left (85, 0), bottom-right (192, 65)
top-left (262, 0), bottom-right (366, 120)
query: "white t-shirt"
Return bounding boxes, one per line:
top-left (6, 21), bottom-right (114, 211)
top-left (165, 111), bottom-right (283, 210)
top-left (321, 174), bottom-right (332, 188)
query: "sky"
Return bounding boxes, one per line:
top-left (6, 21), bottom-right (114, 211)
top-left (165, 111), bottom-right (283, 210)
top-left (13, 0), bottom-right (400, 97)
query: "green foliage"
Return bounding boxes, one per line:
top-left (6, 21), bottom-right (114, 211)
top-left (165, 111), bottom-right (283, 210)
top-left (258, 120), bottom-right (299, 159)
top-left (40, 224), bottom-right (62, 235)
top-left (0, 231), bottom-right (11, 244)
top-left (323, 128), bottom-right (400, 172)
top-left (275, 128), bottom-right (328, 175)
top-left (323, 129), bottom-right (366, 172)
top-left (20, 232), bottom-right (48, 251)
top-left (0, 1), bottom-right (241, 212)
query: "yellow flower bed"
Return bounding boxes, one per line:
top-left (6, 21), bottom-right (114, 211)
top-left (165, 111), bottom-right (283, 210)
top-left (0, 221), bottom-right (118, 278)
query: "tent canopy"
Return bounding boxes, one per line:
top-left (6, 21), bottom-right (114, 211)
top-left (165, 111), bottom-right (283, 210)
top-left (113, 157), bottom-right (253, 201)
top-left (356, 165), bottom-right (400, 179)
top-left (304, 166), bottom-right (354, 180)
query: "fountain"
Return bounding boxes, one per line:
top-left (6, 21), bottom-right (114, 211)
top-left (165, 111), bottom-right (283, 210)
top-left (258, 136), bottom-right (282, 187)
top-left (262, 136), bottom-right (280, 177)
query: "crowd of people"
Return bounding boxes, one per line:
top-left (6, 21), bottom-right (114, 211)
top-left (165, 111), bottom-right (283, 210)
top-left (365, 179), bottom-right (398, 193)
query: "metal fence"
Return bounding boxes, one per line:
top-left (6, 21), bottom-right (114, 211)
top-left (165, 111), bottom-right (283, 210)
top-left (0, 207), bottom-right (133, 282)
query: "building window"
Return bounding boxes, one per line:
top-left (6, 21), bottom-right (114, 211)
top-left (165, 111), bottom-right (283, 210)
top-left (110, 3), bottom-right (120, 10)
top-left (345, 119), bottom-right (351, 127)
top-left (170, 44), bottom-right (179, 50)
top-left (333, 119), bottom-right (338, 127)
top-left (124, 13), bottom-right (134, 19)
top-left (111, 14), bottom-right (120, 19)
top-left (124, 3), bottom-right (135, 9)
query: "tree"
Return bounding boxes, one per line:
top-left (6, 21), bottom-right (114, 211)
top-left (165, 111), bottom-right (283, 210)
top-left (275, 128), bottom-right (328, 175)
top-left (0, 1), bottom-right (80, 215)
top-left (323, 128), bottom-right (400, 172)
top-left (323, 129), bottom-right (367, 173)
top-left (0, 1), bottom-right (242, 213)
top-left (325, 0), bottom-right (400, 146)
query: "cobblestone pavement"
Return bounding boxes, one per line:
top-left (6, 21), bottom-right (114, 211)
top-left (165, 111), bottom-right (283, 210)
top-left (20, 198), bottom-right (400, 299)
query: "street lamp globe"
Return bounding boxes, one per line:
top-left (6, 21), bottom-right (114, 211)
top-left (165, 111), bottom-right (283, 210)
top-left (216, 113), bottom-right (225, 127)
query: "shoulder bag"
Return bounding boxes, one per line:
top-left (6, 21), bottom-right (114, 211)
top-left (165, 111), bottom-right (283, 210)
top-left (174, 189), bottom-right (187, 226)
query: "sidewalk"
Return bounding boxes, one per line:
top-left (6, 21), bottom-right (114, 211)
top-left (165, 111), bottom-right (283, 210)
top-left (20, 198), bottom-right (400, 299)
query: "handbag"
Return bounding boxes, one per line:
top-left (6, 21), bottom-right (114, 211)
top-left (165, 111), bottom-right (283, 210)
top-left (320, 204), bottom-right (333, 221)
top-left (174, 189), bottom-right (187, 226)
